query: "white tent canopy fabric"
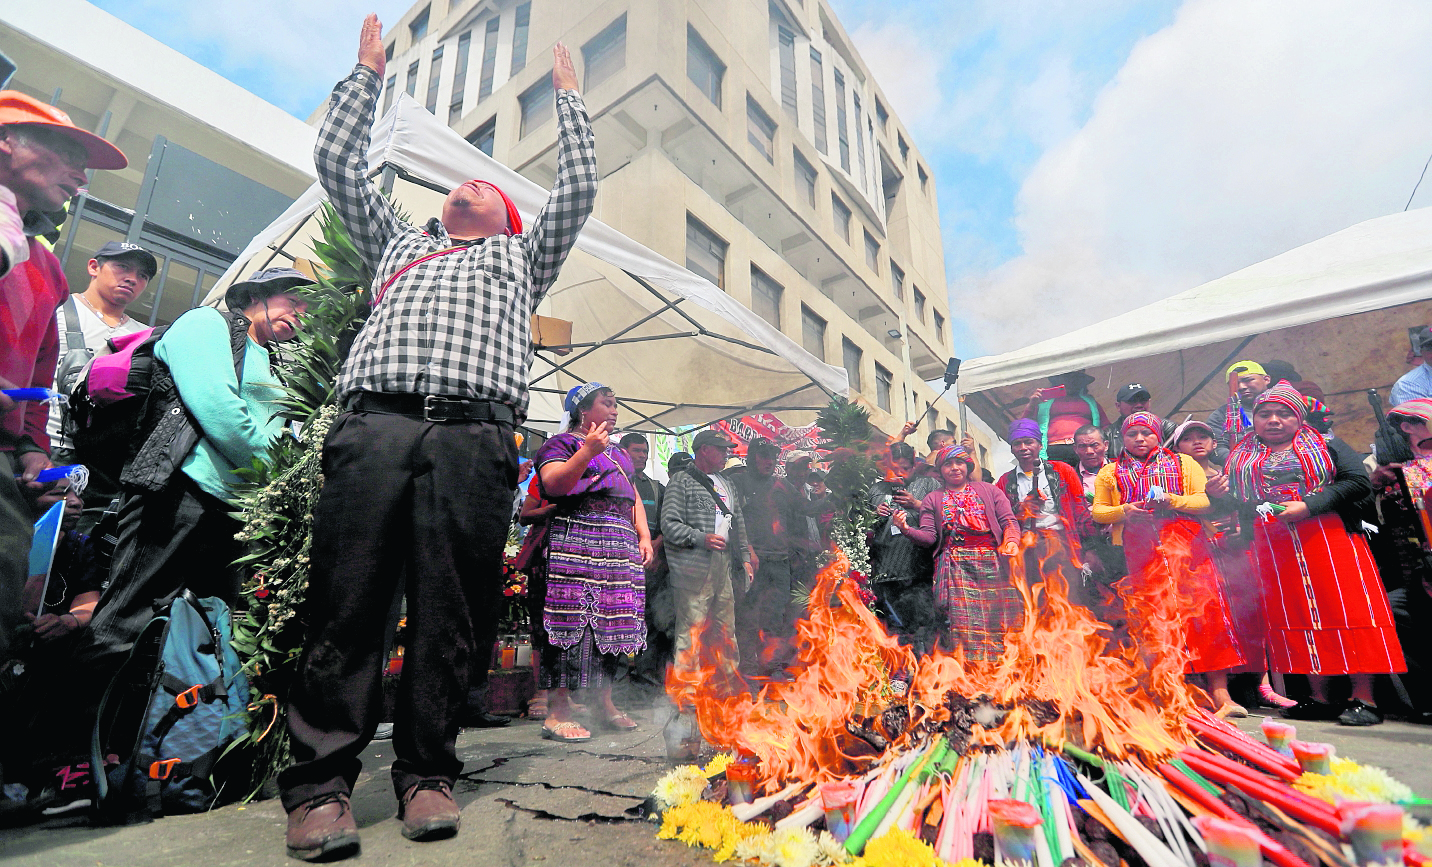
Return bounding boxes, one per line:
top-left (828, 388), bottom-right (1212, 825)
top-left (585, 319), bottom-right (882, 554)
top-left (956, 207), bottom-right (1432, 448)
top-left (211, 92), bottom-right (848, 433)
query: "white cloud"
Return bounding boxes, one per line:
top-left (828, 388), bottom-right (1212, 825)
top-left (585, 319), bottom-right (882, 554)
top-left (846, 20), bottom-right (946, 131)
top-left (955, 0), bottom-right (1432, 353)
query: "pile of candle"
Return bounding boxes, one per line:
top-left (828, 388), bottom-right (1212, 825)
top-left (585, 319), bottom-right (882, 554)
top-left (650, 709), bottom-right (1430, 867)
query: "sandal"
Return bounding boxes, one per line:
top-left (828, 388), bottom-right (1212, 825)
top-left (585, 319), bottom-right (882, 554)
top-left (527, 696), bottom-right (548, 720)
top-left (540, 721), bottom-right (591, 742)
top-left (1215, 702), bottom-right (1249, 719)
top-left (603, 711), bottom-right (639, 732)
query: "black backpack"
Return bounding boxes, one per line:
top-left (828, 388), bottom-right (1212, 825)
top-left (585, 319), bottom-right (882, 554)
top-left (67, 311), bottom-right (248, 491)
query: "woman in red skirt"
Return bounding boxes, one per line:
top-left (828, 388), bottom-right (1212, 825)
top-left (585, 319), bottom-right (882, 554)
top-left (1227, 382), bottom-right (1405, 726)
top-left (1092, 412), bottom-right (1245, 713)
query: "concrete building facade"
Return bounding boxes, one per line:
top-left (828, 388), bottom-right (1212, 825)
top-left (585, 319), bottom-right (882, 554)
top-left (0, 0), bottom-right (314, 326)
top-left (372, 0), bottom-right (971, 444)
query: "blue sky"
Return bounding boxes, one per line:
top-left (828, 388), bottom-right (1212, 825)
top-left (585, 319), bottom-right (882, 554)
top-left (91, 0), bottom-right (1432, 356)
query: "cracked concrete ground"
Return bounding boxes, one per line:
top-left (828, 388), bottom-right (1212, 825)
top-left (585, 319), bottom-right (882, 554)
top-left (1, 704), bottom-right (1428, 867)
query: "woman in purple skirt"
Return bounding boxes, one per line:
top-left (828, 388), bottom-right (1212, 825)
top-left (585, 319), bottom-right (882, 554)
top-left (534, 382), bottom-right (653, 742)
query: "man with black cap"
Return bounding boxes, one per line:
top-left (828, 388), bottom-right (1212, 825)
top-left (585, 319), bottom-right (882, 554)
top-left (47, 241), bottom-right (157, 525)
top-left (1105, 383), bottom-right (1174, 458)
top-left (0, 89), bottom-right (127, 663)
top-left (279, 15), bottom-right (597, 860)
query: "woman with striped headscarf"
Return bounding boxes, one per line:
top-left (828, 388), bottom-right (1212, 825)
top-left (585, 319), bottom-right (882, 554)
top-left (1227, 382), bottom-right (1405, 726)
top-left (893, 444), bottom-right (1020, 665)
top-left (1092, 412), bottom-right (1245, 713)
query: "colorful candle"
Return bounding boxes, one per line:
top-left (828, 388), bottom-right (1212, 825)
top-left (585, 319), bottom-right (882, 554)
top-left (1290, 741), bottom-right (1334, 776)
top-left (821, 779), bottom-right (861, 842)
top-left (988, 799), bottom-right (1043, 865)
top-left (1260, 720), bottom-right (1296, 757)
top-left (725, 755), bottom-right (759, 806)
top-left (1194, 815), bottom-right (1265, 867)
top-left (1340, 803), bottom-right (1405, 867)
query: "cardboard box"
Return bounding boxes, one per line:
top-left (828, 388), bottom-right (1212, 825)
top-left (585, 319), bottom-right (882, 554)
top-left (531, 315), bottom-right (573, 355)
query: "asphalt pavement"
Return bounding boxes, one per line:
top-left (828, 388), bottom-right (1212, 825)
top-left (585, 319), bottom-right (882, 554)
top-left (1, 700), bottom-right (1428, 867)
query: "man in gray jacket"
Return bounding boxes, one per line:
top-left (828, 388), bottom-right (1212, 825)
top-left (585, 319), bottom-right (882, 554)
top-left (661, 429), bottom-right (753, 670)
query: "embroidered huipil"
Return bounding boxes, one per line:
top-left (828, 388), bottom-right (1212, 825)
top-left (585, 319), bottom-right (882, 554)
top-left (316, 65), bottom-right (598, 421)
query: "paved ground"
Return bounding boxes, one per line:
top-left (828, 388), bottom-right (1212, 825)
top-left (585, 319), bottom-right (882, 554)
top-left (1, 702), bottom-right (1428, 867)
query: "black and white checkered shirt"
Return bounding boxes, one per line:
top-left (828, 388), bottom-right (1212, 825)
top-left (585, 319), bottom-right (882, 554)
top-left (317, 64), bottom-right (597, 421)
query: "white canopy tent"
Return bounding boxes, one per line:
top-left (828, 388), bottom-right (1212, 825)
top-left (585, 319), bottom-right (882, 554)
top-left (209, 93), bottom-right (847, 434)
top-left (956, 207), bottom-right (1432, 450)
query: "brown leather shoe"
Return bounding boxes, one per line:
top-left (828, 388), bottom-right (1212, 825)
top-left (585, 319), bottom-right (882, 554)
top-left (286, 792), bottom-right (360, 861)
top-left (399, 780), bottom-right (461, 841)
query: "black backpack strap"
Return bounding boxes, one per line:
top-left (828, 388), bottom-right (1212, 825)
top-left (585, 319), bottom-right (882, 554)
top-left (220, 312), bottom-right (250, 386)
top-left (61, 296), bottom-right (86, 352)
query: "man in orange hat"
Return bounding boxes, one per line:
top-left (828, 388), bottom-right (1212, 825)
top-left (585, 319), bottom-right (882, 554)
top-left (0, 90), bottom-right (126, 661)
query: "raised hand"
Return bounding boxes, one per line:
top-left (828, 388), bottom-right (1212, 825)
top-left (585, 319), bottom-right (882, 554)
top-left (553, 42), bottom-right (579, 93)
top-left (358, 14), bottom-right (386, 78)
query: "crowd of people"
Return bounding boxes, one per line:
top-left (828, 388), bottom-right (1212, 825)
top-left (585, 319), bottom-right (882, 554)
top-left (1, 11), bottom-right (1431, 865)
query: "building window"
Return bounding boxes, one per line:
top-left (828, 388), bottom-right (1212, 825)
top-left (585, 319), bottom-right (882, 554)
top-left (511, 2), bottom-right (532, 76)
top-left (793, 149), bottom-right (817, 207)
top-left (831, 194), bottom-right (851, 243)
top-left (478, 16), bottom-right (501, 101)
top-left (809, 49), bottom-right (827, 155)
top-left (751, 266), bottom-right (782, 328)
top-left (425, 45), bottom-right (444, 113)
top-left (406, 60), bottom-right (420, 96)
top-left (746, 96), bottom-right (777, 163)
top-left (890, 261), bottom-right (904, 300)
top-left (853, 91), bottom-right (866, 186)
top-left (449, 31), bottom-right (472, 123)
top-left (876, 98), bottom-right (889, 131)
top-left (875, 363), bottom-right (893, 411)
top-left (777, 26), bottom-right (798, 119)
top-left (933, 310), bottom-right (946, 344)
top-left (385, 43), bottom-right (394, 62)
top-left (686, 215), bottom-right (727, 288)
top-left (801, 305), bottom-right (826, 360)
top-left (688, 27), bottom-right (725, 108)
top-left (519, 80), bottom-right (553, 137)
top-left (913, 286), bottom-right (926, 323)
top-left (467, 117), bottom-right (496, 156)
top-left (409, 5), bottom-right (430, 41)
top-left (583, 15), bottom-right (627, 90)
top-left (842, 338), bottom-right (863, 392)
top-left (834, 69), bottom-right (849, 172)
top-left (863, 230), bottom-right (879, 273)
top-left (898, 132), bottom-right (909, 164)
top-left (918, 163), bottom-right (929, 193)
top-left (383, 75), bottom-right (397, 115)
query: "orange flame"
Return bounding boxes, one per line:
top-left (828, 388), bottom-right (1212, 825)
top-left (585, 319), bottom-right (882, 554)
top-left (669, 516), bottom-right (1211, 789)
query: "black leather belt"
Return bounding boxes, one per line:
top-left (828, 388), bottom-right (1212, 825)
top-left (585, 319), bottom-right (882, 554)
top-left (346, 392), bottom-right (516, 424)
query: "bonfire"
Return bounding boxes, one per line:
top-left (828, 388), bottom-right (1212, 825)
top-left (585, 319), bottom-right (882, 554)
top-left (652, 503), bottom-right (1431, 867)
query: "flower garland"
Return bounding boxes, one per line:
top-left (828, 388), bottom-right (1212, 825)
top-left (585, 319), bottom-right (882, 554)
top-left (1294, 756), bottom-right (1428, 850)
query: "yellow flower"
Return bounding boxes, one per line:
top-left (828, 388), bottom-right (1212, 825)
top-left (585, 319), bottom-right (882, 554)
top-left (652, 765), bottom-right (711, 809)
top-left (656, 800), bottom-right (766, 862)
top-left (816, 830), bottom-right (853, 865)
top-left (1294, 757), bottom-right (1414, 806)
top-left (857, 828), bottom-right (967, 867)
top-left (704, 752), bottom-right (735, 778)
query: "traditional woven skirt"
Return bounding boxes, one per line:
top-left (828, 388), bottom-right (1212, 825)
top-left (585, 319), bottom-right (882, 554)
top-left (935, 532), bottom-right (1021, 666)
top-left (1251, 512), bottom-right (1405, 675)
top-left (541, 496), bottom-right (646, 689)
top-left (1119, 516), bottom-right (1244, 674)
top-left (1210, 534), bottom-right (1266, 674)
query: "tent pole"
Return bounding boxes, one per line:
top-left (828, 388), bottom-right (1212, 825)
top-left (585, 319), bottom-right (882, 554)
top-left (1165, 333), bottom-right (1260, 417)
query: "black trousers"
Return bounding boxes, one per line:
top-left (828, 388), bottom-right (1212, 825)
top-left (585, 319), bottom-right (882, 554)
top-left (0, 454), bottom-right (28, 662)
top-left (85, 475), bottom-right (242, 666)
top-left (279, 410), bottom-right (517, 811)
top-left (736, 555), bottom-right (795, 673)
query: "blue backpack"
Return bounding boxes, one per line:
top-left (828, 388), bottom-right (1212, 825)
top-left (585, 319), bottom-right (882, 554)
top-left (91, 591), bottom-right (250, 817)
